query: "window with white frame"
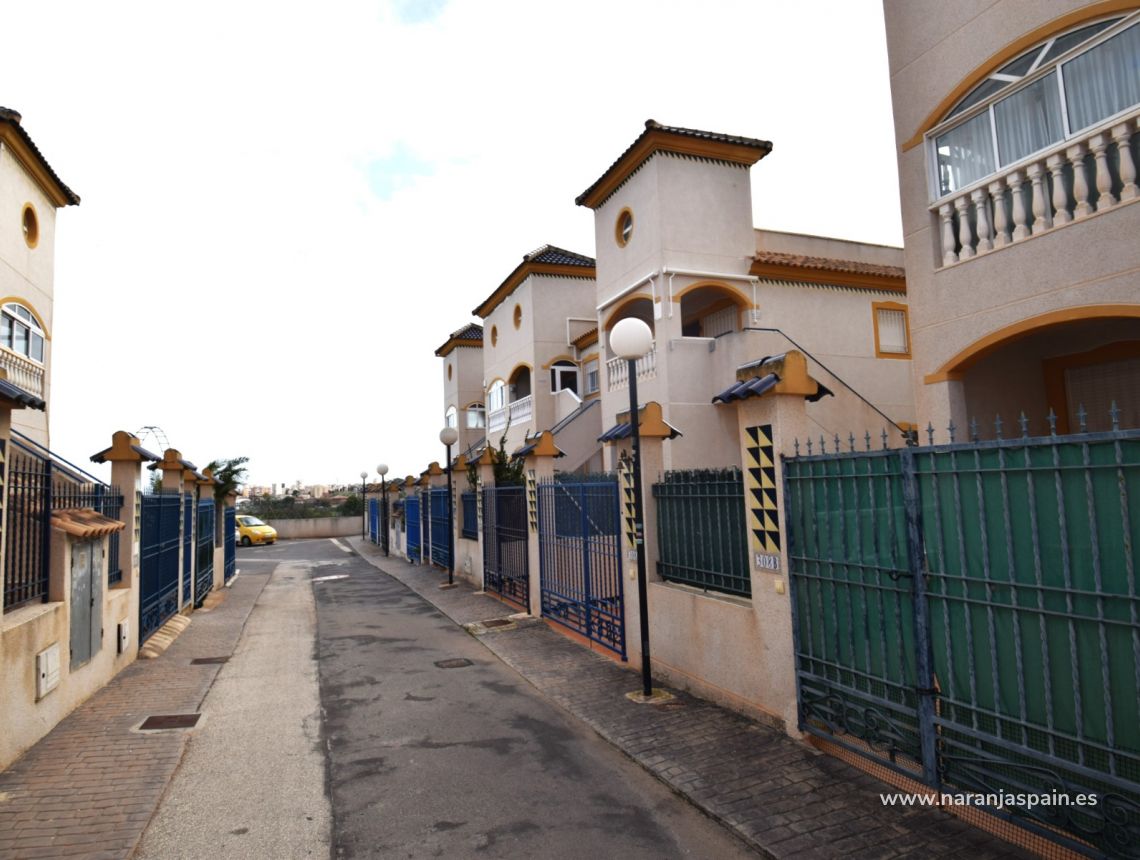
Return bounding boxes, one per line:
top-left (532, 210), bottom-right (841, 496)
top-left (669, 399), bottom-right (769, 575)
top-left (584, 359), bottom-right (599, 394)
top-left (466, 403), bottom-right (486, 428)
top-left (445, 406), bottom-right (458, 428)
top-left (487, 380), bottom-right (506, 412)
top-left (550, 360), bottom-right (578, 395)
top-left (1, 303), bottom-right (45, 362)
top-left (874, 304), bottom-right (910, 357)
top-left (931, 15), bottom-right (1139, 197)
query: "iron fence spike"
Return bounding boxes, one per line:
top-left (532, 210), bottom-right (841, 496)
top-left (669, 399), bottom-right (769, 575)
top-left (994, 414), bottom-right (1004, 440)
top-left (1019, 412), bottom-right (1030, 437)
top-left (848, 432), bottom-right (856, 452)
top-left (881, 428), bottom-right (889, 450)
top-left (927, 422), bottom-right (936, 445)
top-left (834, 433), bottom-right (841, 453)
top-left (969, 417), bottom-right (979, 442)
top-left (1047, 409), bottom-right (1058, 435)
top-left (864, 431), bottom-right (872, 451)
top-left (793, 438), bottom-right (800, 456)
top-left (806, 438), bottom-right (813, 455)
top-left (945, 420), bottom-right (954, 444)
top-left (1077, 403), bottom-right (1088, 433)
top-left (1109, 400), bottom-right (1121, 431)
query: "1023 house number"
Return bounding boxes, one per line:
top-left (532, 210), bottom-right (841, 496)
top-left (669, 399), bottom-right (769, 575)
top-left (755, 553), bottom-right (780, 571)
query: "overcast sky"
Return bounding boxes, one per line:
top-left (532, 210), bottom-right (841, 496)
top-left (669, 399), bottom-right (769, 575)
top-left (3, 0), bottom-right (902, 490)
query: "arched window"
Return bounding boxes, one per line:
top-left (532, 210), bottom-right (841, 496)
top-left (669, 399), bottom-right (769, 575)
top-left (508, 365), bottom-right (531, 400)
top-left (1, 302), bottom-right (45, 363)
top-left (931, 14), bottom-right (1138, 197)
top-left (466, 402), bottom-right (486, 429)
top-left (550, 360), bottom-right (578, 394)
top-left (679, 284), bottom-right (744, 338)
top-left (487, 380), bottom-right (506, 412)
top-left (445, 406), bottom-right (458, 428)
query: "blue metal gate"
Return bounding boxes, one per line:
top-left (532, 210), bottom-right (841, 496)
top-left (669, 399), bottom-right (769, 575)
top-left (140, 492), bottom-right (181, 642)
top-left (195, 498), bottom-right (215, 605)
top-left (223, 507), bottom-right (235, 582)
top-left (482, 486), bottom-right (528, 608)
top-left (429, 487), bottom-right (451, 569)
top-left (405, 494), bottom-right (421, 561)
top-left (421, 491), bottom-right (431, 565)
top-left (368, 498), bottom-right (380, 543)
top-left (537, 480), bottom-right (625, 658)
top-left (181, 494), bottom-right (193, 604)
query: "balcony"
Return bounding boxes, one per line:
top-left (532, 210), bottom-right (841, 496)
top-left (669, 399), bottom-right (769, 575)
top-left (606, 345), bottom-right (657, 391)
top-left (934, 112), bottom-right (1139, 267)
top-left (487, 394), bottom-right (534, 433)
top-left (0, 348), bottom-right (45, 399)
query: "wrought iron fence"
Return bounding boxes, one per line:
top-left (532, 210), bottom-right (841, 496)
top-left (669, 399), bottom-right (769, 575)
top-left (784, 415), bottom-right (1140, 857)
top-left (140, 491), bottom-right (182, 642)
top-left (460, 491), bottom-right (478, 539)
top-left (195, 499), bottom-right (214, 605)
top-left (224, 506), bottom-right (236, 582)
top-left (429, 487), bottom-right (451, 569)
top-left (482, 485), bottom-right (528, 607)
top-left (3, 433), bottom-right (123, 612)
top-left (653, 468), bottom-right (750, 597)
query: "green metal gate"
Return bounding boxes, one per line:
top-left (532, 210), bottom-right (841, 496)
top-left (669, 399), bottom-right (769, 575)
top-left (784, 424), bottom-right (1140, 857)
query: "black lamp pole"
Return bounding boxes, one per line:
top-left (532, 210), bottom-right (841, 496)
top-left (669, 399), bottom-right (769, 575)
top-left (445, 441), bottom-right (454, 585)
top-left (381, 474), bottom-right (388, 556)
top-left (360, 472), bottom-right (367, 539)
top-left (627, 363), bottom-right (652, 698)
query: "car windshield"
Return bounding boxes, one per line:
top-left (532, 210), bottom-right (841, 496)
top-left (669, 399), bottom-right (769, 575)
top-left (238, 516), bottom-right (266, 527)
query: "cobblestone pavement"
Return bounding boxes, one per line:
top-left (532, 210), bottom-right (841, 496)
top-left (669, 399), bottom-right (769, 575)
top-left (0, 568), bottom-right (270, 860)
top-left (353, 539), bottom-right (1031, 860)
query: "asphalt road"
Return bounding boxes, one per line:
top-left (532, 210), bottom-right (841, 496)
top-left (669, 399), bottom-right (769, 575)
top-left (140, 538), bottom-right (755, 859)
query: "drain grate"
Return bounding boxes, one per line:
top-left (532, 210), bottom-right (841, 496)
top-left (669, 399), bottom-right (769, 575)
top-left (139, 714), bottom-right (201, 731)
top-left (480, 619), bottom-right (512, 629)
top-left (190, 657), bottom-right (229, 665)
top-left (434, 658), bottom-right (473, 669)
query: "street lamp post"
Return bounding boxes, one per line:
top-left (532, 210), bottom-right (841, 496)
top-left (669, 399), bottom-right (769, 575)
top-left (610, 317), bottom-right (655, 698)
top-left (360, 470), bottom-right (368, 539)
top-left (439, 427), bottom-right (458, 586)
top-left (377, 464), bottom-right (389, 556)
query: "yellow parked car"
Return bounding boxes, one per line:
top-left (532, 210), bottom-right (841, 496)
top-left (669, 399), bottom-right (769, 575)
top-left (236, 515), bottom-right (277, 546)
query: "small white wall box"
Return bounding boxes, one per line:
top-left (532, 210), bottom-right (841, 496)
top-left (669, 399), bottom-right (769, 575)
top-left (118, 621), bottom-right (130, 654)
top-left (36, 643), bottom-right (61, 699)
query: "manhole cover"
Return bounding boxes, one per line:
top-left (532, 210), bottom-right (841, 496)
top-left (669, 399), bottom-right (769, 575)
top-left (139, 714), bottom-right (201, 731)
top-left (434, 658), bottom-right (473, 669)
top-left (190, 657), bottom-right (229, 665)
top-left (481, 619), bottom-right (512, 629)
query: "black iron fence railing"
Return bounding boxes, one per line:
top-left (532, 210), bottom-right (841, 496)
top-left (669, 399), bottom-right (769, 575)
top-left (3, 432), bottom-right (123, 613)
top-left (460, 491), bottom-right (478, 539)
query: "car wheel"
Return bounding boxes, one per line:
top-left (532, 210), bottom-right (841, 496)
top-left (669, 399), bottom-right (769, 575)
top-left (241, 536), bottom-right (252, 547)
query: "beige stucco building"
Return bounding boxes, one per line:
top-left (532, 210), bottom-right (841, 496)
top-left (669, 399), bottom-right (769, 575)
top-left (435, 322), bottom-right (485, 459)
top-left (0, 107), bottom-right (79, 447)
top-left (883, 1), bottom-right (1140, 437)
top-left (577, 121), bottom-right (916, 472)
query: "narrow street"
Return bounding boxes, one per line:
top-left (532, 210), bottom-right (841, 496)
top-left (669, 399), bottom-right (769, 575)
top-left (137, 539), bottom-right (754, 859)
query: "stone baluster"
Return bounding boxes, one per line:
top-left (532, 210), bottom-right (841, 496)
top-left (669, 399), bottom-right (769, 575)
top-left (1113, 122), bottom-right (1138, 201)
top-left (989, 179), bottom-right (1010, 247)
top-left (1067, 143), bottom-right (1093, 219)
top-left (1008, 171), bottom-right (1030, 241)
top-left (938, 203), bottom-right (958, 266)
top-left (954, 195), bottom-right (975, 258)
top-left (1090, 133), bottom-right (1117, 210)
top-left (1027, 162), bottom-right (1052, 231)
top-left (1046, 153), bottom-right (1071, 225)
top-left (970, 188), bottom-right (992, 252)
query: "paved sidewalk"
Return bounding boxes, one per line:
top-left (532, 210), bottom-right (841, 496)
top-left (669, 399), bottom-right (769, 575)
top-left (352, 539), bottom-right (1030, 860)
top-left (0, 569), bottom-right (270, 860)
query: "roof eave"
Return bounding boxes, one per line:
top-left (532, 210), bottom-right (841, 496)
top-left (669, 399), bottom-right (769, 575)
top-left (472, 261), bottom-right (597, 319)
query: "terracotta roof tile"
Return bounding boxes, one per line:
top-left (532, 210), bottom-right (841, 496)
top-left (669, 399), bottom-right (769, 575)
top-left (753, 251), bottom-right (905, 280)
top-left (0, 107), bottom-right (80, 205)
top-left (51, 508), bottom-right (125, 539)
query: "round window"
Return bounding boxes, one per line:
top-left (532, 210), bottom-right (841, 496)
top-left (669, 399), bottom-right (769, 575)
top-left (513, 304), bottom-right (522, 330)
top-left (22, 205), bottom-right (38, 249)
top-left (491, 325), bottom-right (498, 346)
top-left (615, 208), bottom-right (633, 247)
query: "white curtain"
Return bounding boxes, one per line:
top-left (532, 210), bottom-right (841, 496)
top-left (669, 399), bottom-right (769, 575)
top-left (994, 72), bottom-right (1064, 165)
top-left (1064, 23), bottom-right (1140, 132)
top-left (936, 112), bottom-right (996, 195)
top-left (877, 309), bottom-right (908, 354)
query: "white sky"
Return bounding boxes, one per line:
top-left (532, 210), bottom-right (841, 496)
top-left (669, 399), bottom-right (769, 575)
top-left (3, 0), bottom-right (903, 489)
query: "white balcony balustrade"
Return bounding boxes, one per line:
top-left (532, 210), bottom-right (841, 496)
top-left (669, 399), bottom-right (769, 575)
top-left (487, 394), bottom-right (534, 433)
top-left (606, 345), bottom-right (657, 391)
top-left (0, 349), bottom-right (45, 399)
top-left (934, 113), bottom-right (1139, 267)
